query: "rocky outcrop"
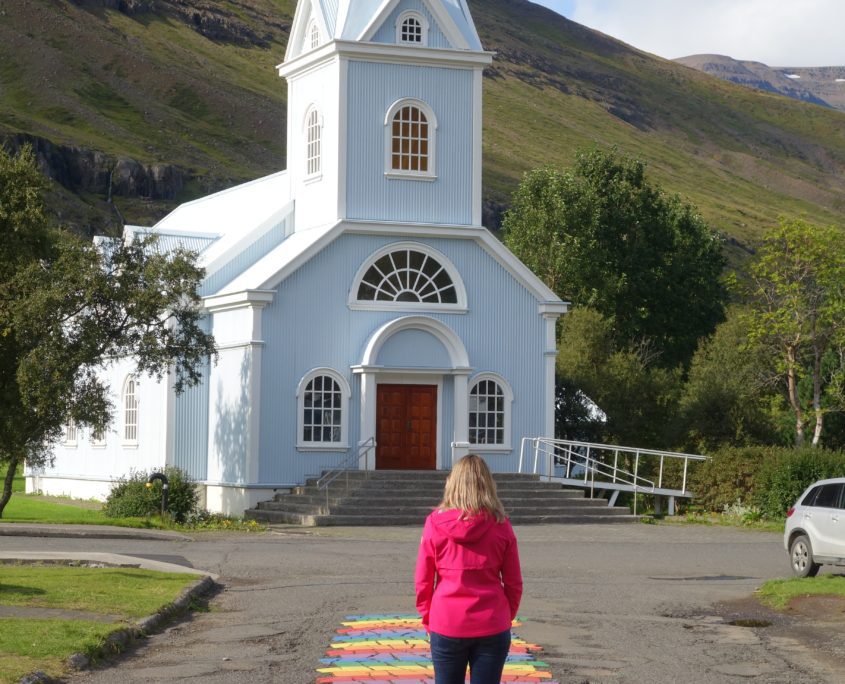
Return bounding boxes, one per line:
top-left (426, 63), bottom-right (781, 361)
top-left (5, 133), bottom-right (185, 201)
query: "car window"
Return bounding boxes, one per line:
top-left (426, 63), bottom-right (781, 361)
top-left (813, 484), bottom-right (843, 509)
top-left (801, 486), bottom-right (822, 507)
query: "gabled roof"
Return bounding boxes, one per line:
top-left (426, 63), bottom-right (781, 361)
top-left (285, 0), bottom-right (482, 61)
top-left (210, 220), bottom-right (567, 313)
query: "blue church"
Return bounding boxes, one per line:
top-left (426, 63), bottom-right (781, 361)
top-left (34, 0), bottom-right (567, 514)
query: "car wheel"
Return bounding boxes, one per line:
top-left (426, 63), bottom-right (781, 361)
top-left (790, 534), bottom-right (821, 578)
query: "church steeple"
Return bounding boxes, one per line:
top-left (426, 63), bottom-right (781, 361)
top-left (279, 0), bottom-right (492, 231)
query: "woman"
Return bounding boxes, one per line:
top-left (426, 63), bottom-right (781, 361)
top-left (415, 454), bottom-right (523, 684)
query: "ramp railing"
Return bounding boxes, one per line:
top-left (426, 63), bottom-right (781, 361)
top-left (518, 438), bottom-right (706, 514)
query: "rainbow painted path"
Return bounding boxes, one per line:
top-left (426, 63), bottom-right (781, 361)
top-left (316, 614), bottom-right (558, 683)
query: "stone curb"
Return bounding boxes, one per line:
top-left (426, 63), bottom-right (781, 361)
top-left (0, 523), bottom-right (192, 541)
top-left (17, 574), bottom-right (217, 684)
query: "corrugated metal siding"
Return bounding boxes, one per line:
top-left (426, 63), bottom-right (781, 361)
top-left (256, 233), bottom-right (546, 484)
top-left (370, 0), bottom-right (452, 48)
top-left (154, 234), bottom-right (217, 255)
top-left (201, 213), bottom-right (290, 296)
top-left (173, 317), bottom-right (211, 480)
top-left (346, 61), bottom-right (474, 225)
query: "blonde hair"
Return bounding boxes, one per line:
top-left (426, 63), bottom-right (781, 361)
top-left (439, 454), bottom-right (506, 523)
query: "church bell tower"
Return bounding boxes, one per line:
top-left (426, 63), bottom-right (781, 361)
top-left (278, 0), bottom-right (492, 232)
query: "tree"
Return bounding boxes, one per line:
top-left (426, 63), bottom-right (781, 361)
top-left (556, 308), bottom-right (682, 448)
top-left (679, 306), bottom-right (777, 451)
top-left (742, 218), bottom-right (845, 447)
top-left (0, 146), bottom-right (216, 517)
top-left (502, 147), bottom-right (727, 369)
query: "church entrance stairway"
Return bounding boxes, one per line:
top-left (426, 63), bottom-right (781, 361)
top-left (243, 470), bottom-right (637, 526)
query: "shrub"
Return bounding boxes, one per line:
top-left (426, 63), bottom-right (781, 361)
top-left (688, 446), bottom-right (773, 512)
top-left (753, 448), bottom-right (845, 519)
top-left (104, 467), bottom-right (199, 523)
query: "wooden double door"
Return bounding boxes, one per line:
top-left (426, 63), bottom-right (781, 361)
top-left (376, 384), bottom-right (437, 470)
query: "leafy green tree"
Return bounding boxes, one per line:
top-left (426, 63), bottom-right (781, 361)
top-left (742, 218), bottom-right (845, 447)
top-left (679, 306), bottom-right (777, 451)
top-left (556, 308), bottom-right (682, 448)
top-left (0, 146), bottom-right (216, 517)
top-left (503, 147), bottom-right (727, 369)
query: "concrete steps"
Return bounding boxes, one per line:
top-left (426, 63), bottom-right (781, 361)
top-left (244, 470), bottom-right (638, 527)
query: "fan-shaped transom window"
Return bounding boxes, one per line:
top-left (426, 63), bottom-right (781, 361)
top-left (391, 105), bottom-right (429, 173)
top-left (358, 248), bottom-right (457, 304)
top-left (468, 374), bottom-right (513, 449)
top-left (306, 108), bottom-right (321, 176)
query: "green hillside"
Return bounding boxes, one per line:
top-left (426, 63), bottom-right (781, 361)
top-left (1, 0), bottom-right (843, 247)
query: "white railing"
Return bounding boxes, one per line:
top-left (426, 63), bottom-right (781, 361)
top-left (316, 437), bottom-right (377, 509)
top-left (518, 438), bottom-right (706, 514)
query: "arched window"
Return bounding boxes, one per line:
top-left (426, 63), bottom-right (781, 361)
top-left (384, 99), bottom-right (437, 179)
top-left (468, 374), bottom-right (513, 449)
top-left (308, 20), bottom-right (321, 50)
top-left (63, 419), bottom-right (78, 447)
top-left (297, 369), bottom-right (351, 449)
top-left (396, 11), bottom-right (428, 45)
top-left (350, 243), bottom-right (467, 311)
top-left (123, 376), bottom-right (138, 443)
top-left (306, 108), bottom-right (321, 177)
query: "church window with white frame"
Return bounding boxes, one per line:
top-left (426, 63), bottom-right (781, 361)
top-left (63, 418), bottom-right (78, 447)
top-left (306, 107), bottom-right (321, 177)
top-left (468, 375), bottom-right (513, 448)
top-left (297, 369), bottom-right (350, 449)
top-left (385, 99), bottom-right (436, 179)
top-left (123, 376), bottom-right (138, 443)
top-left (397, 11), bottom-right (428, 45)
top-left (354, 245), bottom-right (462, 306)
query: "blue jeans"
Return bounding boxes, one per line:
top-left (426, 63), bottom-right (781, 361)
top-left (429, 629), bottom-right (511, 684)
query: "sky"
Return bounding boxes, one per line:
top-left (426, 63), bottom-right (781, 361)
top-left (533, 0), bottom-right (845, 67)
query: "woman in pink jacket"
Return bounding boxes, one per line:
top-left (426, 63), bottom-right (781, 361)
top-left (415, 454), bottom-right (523, 684)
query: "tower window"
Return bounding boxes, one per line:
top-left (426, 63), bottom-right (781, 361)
top-left (308, 20), bottom-right (321, 50)
top-left (392, 105), bottom-right (428, 173)
top-left (396, 11), bottom-right (428, 46)
top-left (306, 108), bottom-right (321, 177)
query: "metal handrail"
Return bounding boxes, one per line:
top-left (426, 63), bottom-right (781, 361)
top-left (316, 437), bottom-right (377, 509)
top-left (518, 437), bottom-right (706, 514)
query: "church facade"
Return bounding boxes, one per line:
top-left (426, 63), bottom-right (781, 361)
top-left (30, 0), bottom-right (567, 514)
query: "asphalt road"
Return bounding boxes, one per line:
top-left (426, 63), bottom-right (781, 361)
top-left (4, 523), bottom-right (844, 683)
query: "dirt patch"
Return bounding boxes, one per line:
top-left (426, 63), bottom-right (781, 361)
top-left (787, 595), bottom-right (845, 621)
top-left (713, 595), bottom-right (845, 676)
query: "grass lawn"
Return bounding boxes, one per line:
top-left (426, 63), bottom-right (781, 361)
top-left (757, 575), bottom-right (845, 611)
top-left (0, 565), bottom-right (203, 683)
top-left (0, 618), bottom-right (118, 684)
top-left (2, 495), bottom-right (159, 528)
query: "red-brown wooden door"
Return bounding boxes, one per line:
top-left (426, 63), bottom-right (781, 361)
top-left (376, 384), bottom-right (437, 470)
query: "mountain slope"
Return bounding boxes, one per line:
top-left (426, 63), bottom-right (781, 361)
top-left (1, 0), bottom-right (843, 249)
top-left (675, 55), bottom-right (845, 111)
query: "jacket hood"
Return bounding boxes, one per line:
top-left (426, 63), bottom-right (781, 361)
top-left (431, 509), bottom-right (497, 543)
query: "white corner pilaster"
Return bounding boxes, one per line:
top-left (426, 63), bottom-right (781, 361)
top-left (359, 371), bottom-right (378, 470)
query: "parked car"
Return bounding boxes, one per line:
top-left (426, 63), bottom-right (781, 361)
top-left (784, 477), bottom-right (845, 577)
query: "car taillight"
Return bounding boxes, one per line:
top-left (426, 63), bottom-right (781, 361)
top-left (786, 507), bottom-right (795, 518)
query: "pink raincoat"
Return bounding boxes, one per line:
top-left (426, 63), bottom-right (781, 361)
top-left (414, 508), bottom-right (523, 638)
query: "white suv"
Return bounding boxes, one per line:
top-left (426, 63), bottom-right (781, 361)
top-left (784, 477), bottom-right (845, 577)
